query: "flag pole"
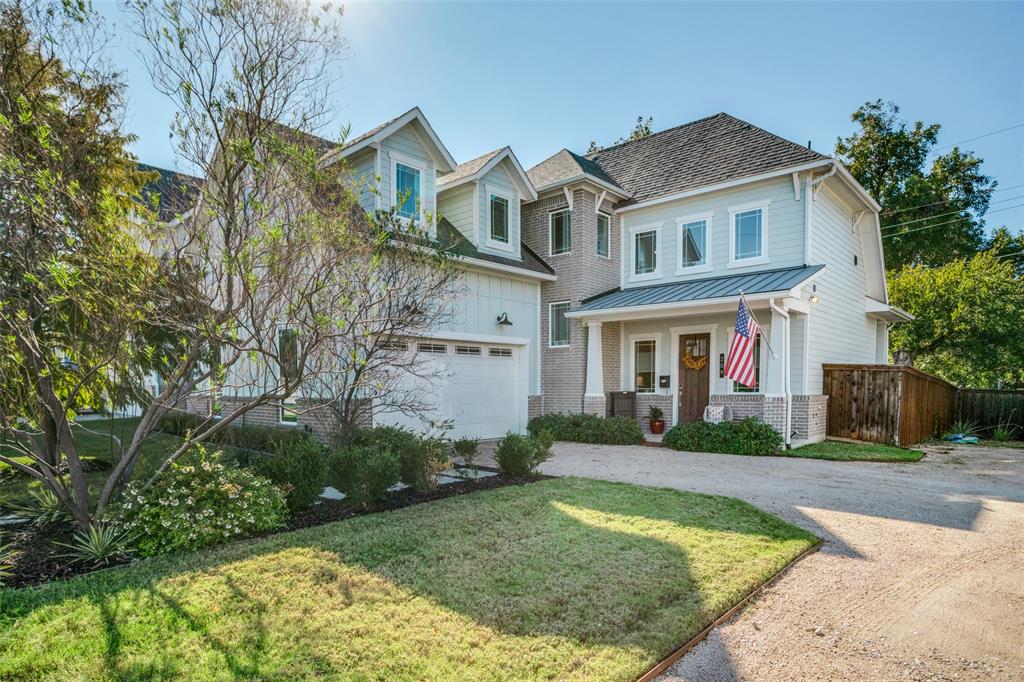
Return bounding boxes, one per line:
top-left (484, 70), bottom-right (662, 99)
top-left (737, 289), bottom-right (776, 358)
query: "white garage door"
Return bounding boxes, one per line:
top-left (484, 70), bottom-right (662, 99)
top-left (376, 340), bottom-right (524, 439)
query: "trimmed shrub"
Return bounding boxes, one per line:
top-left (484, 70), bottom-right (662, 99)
top-left (663, 417), bottom-right (782, 456)
top-left (350, 426), bottom-right (451, 492)
top-left (158, 413), bottom-right (312, 465)
top-left (527, 413), bottom-right (644, 445)
top-left (494, 430), bottom-right (552, 477)
top-left (327, 445), bottom-right (400, 507)
top-left (109, 444), bottom-right (286, 557)
top-left (452, 437), bottom-right (479, 469)
top-left (257, 434), bottom-right (327, 512)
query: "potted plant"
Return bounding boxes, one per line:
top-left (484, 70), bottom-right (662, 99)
top-left (648, 405), bottom-right (665, 434)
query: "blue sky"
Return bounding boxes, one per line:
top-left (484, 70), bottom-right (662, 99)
top-left (95, 1), bottom-right (1024, 233)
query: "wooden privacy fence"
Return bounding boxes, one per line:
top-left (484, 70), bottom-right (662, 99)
top-left (823, 364), bottom-right (956, 446)
top-left (956, 389), bottom-right (1024, 434)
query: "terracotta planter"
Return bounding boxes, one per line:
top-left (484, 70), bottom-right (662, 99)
top-left (649, 419), bottom-right (665, 434)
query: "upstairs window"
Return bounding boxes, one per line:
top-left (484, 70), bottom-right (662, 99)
top-left (550, 209), bottom-right (571, 255)
top-left (633, 227), bottom-right (658, 276)
top-left (549, 301), bottom-right (570, 347)
top-left (678, 215), bottom-right (710, 270)
top-left (395, 162), bottom-right (421, 220)
top-left (597, 213), bottom-right (610, 258)
top-left (489, 193), bottom-right (509, 244)
top-left (729, 202), bottom-right (768, 265)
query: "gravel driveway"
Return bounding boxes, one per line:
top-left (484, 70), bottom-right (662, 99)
top-left (514, 441), bottom-right (1024, 681)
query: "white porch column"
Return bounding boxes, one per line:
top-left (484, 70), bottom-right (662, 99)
top-left (763, 308), bottom-right (788, 395)
top-left (585, 321), bottom-right (604, 397)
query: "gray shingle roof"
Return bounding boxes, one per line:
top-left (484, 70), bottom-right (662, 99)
top-left (437, 218), bottom-right (554, 277)
top-left (526, 149), bottom-right (625, 192)
top-left (138, 163), bottom-right (203, 222)
top-left (438, 147), bottom-right (504, 187)
top-left (586, 113), bottom-right (828, 205)
top-left (578, 264), bottom-right (824, 312)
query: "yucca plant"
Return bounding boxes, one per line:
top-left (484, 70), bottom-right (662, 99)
top-left (10, 488), bottom-right (71, 526)
top-left (56, 524), bottom-right (133, 567)
top-left (945, 419), bottom-right (981, 438)
top-left (0, 536), bottom-right (15, 586)
top-left (992, 424), bottom-right (1018, 442)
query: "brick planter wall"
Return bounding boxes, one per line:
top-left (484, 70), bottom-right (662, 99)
top-left (710, 393), bottom-right (827, 442)
top-left (635, 393), bottom-right (674, 434)
top-left (791, 394), bottom-right (828, 443)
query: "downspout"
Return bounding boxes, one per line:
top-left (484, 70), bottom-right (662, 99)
top-left (769, 298), bottom-right (792, 447)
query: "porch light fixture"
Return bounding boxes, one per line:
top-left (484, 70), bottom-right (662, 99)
top-left (810, 284), bottom-right (820, 304)
top-left (496, 312), bottom-right (513, 326)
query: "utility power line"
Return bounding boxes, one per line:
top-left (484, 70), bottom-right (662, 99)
top-left (882, 204), bottom-right (1024, 238)
top-left (881, 184), bottom-right (1024, 216)
top-left (882, 194), bottom-right (1024, 232)
top-left (934, 123), bottom-right (1024, 151)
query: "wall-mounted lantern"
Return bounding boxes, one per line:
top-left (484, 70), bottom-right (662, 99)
top-left (496, 312), bottom-right (513, 326)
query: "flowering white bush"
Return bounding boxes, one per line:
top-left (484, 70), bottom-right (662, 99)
top-left (109, 444), bottom-right (286, 557)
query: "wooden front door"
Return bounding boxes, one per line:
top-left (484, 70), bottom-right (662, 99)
top-left (678, 333), bottom-right (711, 423)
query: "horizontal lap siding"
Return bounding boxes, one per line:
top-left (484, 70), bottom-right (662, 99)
top-left (620, 177), bottom-right (804, 288)
top-left (806, 185), bottom-right (876, 394)
top-left (438, 184), bottom-right (475, 243)
top-left (380, 124), bottom-right (436, 218)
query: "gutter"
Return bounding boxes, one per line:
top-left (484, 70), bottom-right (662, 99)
top-left (769, 298), bottom-right (793, 447)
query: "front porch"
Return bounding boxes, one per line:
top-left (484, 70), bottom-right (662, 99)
top-left (568, 268), bottom-right (829, 446)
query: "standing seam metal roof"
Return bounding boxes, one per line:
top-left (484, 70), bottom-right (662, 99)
top-left (577, 264), bottom-right (824, 312)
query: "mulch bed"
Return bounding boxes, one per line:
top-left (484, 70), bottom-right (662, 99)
top-left (3, 469), bottom-right (548, 590)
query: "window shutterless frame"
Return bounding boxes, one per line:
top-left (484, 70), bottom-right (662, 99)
top-left (675, 211), bottom-right (713, 275)
top-left (727, 199), bottom-right (770, 268)
top-left (597, 212), bottom-right (611, 258)
top-left (549, 301), bottom-right (571, 347)
top-left (628, 221), bottom-right (662, 282)
top-left (485, 184), bottom-right (514, 252)
top-left (549, 209), bottom-right (571, 256)
top-left (390, 151), bottom-right (429, 224)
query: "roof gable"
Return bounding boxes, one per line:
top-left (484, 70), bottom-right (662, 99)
top-left (526, 149), bottom-right (628, 197)
top-left (138, 163), bottom-right (203, 222)
top-left (438, 147), bottom-right (537, 200)
top-left (325, 107), bottom-right (457, 172)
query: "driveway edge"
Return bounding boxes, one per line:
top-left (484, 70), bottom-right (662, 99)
top-left (636, 538), bottom-right (825, 682)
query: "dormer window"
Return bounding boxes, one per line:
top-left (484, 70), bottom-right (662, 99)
top-left (490, 194), bottom-right (509, 243)
top-left (394, 160), bottom-right (422, 220)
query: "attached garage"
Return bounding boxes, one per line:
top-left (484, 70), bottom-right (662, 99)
top-left (375, 335), bottom-right (530, 439)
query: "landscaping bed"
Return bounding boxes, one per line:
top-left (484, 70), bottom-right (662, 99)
top-left (0, 478), bottom-right (816, 681)
top-left (784, 439), bottom-right (925, 462)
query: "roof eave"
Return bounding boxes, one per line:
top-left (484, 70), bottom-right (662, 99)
top-left (533, 173), bottom-right (631, 200)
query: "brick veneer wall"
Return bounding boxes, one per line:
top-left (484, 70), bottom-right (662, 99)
top-left (791, 394), bottom-right (828, 443)
top-left (521, 190), bottom-right (621, 415)
top-left (186, 394), bottom-right (371, 444)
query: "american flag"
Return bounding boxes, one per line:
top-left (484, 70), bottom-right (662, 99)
top-left (724, 298), bottom-right (760, 388)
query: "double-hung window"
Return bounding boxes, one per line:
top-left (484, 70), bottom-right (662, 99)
top-left (490, 194), bottom-right (509, 243)
top-left (729, 201), bottom-right (769, 266)
top-left (550, 209), bottom-right (571, 255)
top-left (631, 223), bottom-right (661, 280)
top-left (549, 301), bottom-right (570, 347)
top-left (633, 339), bottom-right (656, 393)
top-left (596, 213), bottom-right (610, 258)
top-left (394, 161), bottom-right (421, 220)
top-left (676, 212), bottom-right (712, 273)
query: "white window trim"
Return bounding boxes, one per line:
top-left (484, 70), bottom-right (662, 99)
top-left (628, 333), bottom-right (664, 394)
top-left (548, 208), bottom-right (571, 257)
top-left (728, 199), bottom-right (770, 268)
top-left (675, 211), bottom-right (713, 275)
top-left (597, 212), bottom-right (612, 259)
top-left (629, 221), bottom-right (662, 282)
top-left (484, 184), bottom-right (515, 253)
top-left (725, 325), bottom-right (769, 394)
top-left (279, 399), bottom-right (300, 426)
top-left (549, 300), bottom-right (571, 348)
top-left (390, 151), bottom-right (428, 224)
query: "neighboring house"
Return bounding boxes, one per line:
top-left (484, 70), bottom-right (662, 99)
top-left (145, 108), bottom-right (907, 445)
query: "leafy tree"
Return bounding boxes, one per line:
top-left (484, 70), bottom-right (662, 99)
top-left (835, 100), bottom-right (995, 269)
top-left (986, 226), bottom-right (1024, 275)
top-left (587, 115), bottom-right (654, 154)
top-left (887, 251), bottom-right (1024, 388)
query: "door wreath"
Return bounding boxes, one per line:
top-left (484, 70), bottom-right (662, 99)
top-left (682, 350), bottom-right (707, 371)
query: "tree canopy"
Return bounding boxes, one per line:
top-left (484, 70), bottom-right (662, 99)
top-left (887, 251), bottom-right (1024, 388)
top-left (835, 100), bottom-right (996, 269)
top-left (587, 115), bottom-right (654, 154)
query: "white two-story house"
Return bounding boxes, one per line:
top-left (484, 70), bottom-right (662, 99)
top-left (149, 109), bottom-right (906, 445)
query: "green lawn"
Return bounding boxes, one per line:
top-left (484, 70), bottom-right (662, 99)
top-left (785, 439), bottom-right (925, 462)
top-left (0, 478), bottom-right (816, 681)
top-left (0, 417), bottom-right (179, 507)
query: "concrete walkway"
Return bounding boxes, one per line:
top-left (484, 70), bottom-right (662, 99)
top-left (524, 441), bottom-right (1024, 681)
